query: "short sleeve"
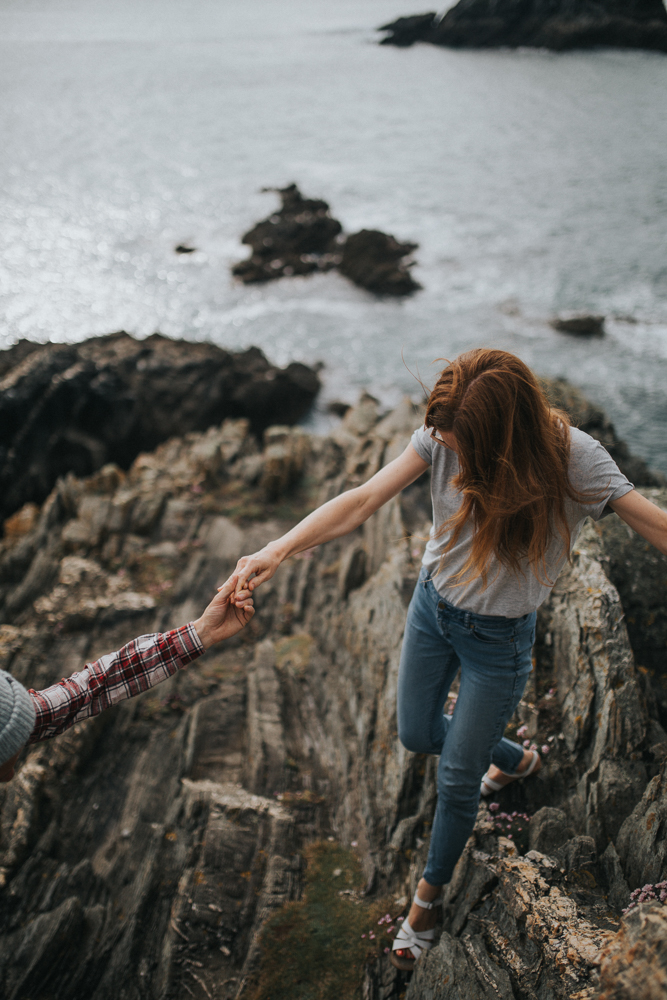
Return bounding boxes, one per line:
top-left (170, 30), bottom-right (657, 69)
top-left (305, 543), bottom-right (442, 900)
top-left (411, 426), bottom-right (435, 465)
top-left (568, 428), bottom-right (634, 521)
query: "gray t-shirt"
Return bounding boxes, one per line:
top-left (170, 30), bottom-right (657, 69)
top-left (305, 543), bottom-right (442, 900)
top-left (411, 425), bottom-right (634, 617)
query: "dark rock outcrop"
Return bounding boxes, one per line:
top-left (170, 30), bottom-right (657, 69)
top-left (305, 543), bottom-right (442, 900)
top-left (231, 184), bottom-right (344, 284)
top-left (0, 386), bottom-right (666, 998)
top-left (379, 1), bottom-right (667, 52)
top-left (232, 185), bottom-right (420, 296)
top-left (551, 314), bottom-right (606, 337)
top-left (0, 331), bottom-right (320, 522)
top-left (338, 230), bottom-right (420, 297)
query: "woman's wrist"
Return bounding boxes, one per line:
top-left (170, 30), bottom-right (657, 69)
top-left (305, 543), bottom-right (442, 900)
top-left (265, 538), bottom-right (291, 564)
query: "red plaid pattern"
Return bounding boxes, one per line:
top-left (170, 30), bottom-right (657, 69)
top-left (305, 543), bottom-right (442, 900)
top-left (27, 623), bottom-right (204, 744)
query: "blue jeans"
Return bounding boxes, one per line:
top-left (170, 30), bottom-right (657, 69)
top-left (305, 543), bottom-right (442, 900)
top-left (397, 569), bottom-right (536, 887)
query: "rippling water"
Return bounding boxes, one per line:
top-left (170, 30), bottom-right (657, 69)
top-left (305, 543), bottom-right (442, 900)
top-left (1, 0), bottom-right (666, 470)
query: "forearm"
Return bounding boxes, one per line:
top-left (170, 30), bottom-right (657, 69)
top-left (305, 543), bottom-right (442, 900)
top-left (267, 487), bottom-right (373, 562)
top-left (609, 490), bottom-right (667, 556)
top-left (233, 443), bottom-right (429, 594)
top-left (28, 624), bottom-right (204, 744)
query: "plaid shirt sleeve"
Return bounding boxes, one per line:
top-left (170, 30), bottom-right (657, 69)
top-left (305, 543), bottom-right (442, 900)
top-left (27, 623), bottom-right (205, 745)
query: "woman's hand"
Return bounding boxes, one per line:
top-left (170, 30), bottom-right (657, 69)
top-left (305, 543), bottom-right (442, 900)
top-left (232, 543), bottom-right (283, 598)
top-left (193, 575), bottom-right (255, 649)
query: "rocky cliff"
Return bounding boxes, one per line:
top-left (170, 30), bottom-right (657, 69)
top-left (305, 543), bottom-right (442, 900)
top-left (0, 332), bottom-right (321, 523)
top-left (1, 389), bottom-right (666, 999)
top-left (379, 1), bottom-right (667, 52)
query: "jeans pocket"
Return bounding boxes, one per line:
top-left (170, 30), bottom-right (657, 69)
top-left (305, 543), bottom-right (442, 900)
top-left (470, 624), bottom-right (515, 646)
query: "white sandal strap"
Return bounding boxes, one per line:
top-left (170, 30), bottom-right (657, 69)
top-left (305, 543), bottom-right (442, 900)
top-left (481, 750), bottom-right (541, 796)
top-left (413, 891), bottom-right (443, 910)
top-left (480, 773), bottom-right (503, 794)
top-left (392, 918), bottom-right (436, 958)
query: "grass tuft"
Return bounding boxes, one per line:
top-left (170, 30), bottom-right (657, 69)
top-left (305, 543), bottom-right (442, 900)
top-left (244, 842), bottom-right (396, 1000)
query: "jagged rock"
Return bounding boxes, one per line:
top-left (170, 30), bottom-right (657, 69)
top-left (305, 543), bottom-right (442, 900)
top-left (232, 185), bottom-right (421, 296)
top-left (528, 806), bottom-right (574, 854)
top-left (232, 183), bottom-right (343, 283)
top-left (405, 930), bottom-right (516, 999)
top-left (615, 762), bottom-right (667, 890)
top-left (338, 230), bottom-right (421, 296)
top-left (551, 314), bottom-right (606, 336)
top-left (0, 331), bottom-right (320, 521)
top-left (0, 386), bottom-right (665, 998)
top-left (599, 842), bottom-right (631, 915)
top-left (379, 13), bottom-right (438, 47)
top-left (591, 488), bottom-right (667, 721)
top-left (598, 903), bottom-right (667, 999)
top-left (379, 1), bottom-right (667, 52)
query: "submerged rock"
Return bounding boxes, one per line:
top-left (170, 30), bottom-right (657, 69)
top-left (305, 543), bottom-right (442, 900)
top-left (551, 314), bottom-right (606, 336)
top-left (0, 386), bottom-right (665, 998)
top-left (0, 331), bottom-right (320, 522)
top-left (232, 184), bottom-right (421, 296)
top-left (379, 1), bottom-right (667, 52)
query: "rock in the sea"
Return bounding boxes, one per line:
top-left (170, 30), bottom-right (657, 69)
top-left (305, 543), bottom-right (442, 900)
top-left (338, 229), bottom-right (421, 296)
top-left (551, 314), bottom-right (606, 336)
top-left (232, 183), bottom-right (343, 283)
top-left (232, 185), bottom-right (421, 296)
top-left (379, 12), bottom-right (438, 47)
top-left (0, 331), bottom-right (320, 521)
top-left (379, 1), bottom-right (667, 52)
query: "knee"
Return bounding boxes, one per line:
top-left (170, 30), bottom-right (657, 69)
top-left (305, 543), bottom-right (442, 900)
top-left (437, 765), bottom-right (481, 810)
top-left (398, 722), bottom-right (432, 755)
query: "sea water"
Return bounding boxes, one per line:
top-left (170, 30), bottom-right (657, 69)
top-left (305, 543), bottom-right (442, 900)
top-left (1, 0), bottom-right (666, 471)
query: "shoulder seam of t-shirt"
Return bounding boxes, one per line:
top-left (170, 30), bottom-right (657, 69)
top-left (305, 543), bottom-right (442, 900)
top-left (411, 425), bottom-right (434, 465)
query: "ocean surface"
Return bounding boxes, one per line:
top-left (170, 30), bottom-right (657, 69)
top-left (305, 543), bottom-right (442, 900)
top-left (1, 0), bottom-right (666, 471)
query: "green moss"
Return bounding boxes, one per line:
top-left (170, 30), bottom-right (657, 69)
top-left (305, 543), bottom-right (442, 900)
top-left (244, 842), bottom-right (395, 1000)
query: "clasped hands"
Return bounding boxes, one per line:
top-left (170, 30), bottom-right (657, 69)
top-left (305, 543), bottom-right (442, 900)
top-left (193, 545), bottom-right (281, 650)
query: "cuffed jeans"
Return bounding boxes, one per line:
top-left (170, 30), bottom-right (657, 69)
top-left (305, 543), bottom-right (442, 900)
top-left (397, 568), bottom-right (536, 887)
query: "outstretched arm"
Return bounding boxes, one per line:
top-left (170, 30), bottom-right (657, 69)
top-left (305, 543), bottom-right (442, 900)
top-left (28, 577), bottom-right (254, 745)
top-left (233, 442), bottom-right (429, 596)
top-left (608, 490), bottom-right (667, 555)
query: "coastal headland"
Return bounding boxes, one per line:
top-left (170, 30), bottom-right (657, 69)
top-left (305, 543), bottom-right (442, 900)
top-left (379, 1), bottom-right (667, 52)
top-left (1, 359), bottom-right (666, 998)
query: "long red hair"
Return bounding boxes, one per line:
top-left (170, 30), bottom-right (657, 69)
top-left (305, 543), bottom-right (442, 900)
top-left (425, 349), bottom-right (597, 588)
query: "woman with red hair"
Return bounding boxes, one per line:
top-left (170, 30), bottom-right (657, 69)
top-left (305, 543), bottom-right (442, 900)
top-left (232, 348), bottom-right (667, 970)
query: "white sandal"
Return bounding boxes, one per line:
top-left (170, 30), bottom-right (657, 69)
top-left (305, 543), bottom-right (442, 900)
top-left (389, 891), bottom-right (443, 971)
top-left (480, 749), bottom-right (540, 797)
